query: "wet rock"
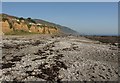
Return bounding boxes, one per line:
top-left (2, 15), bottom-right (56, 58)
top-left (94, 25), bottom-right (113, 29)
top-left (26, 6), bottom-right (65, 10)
top-left (32, 40), bottom-right (45, 46)
top-left (10, 56), bottom-right (22, 62)
top-left (2, 63), bottom-right (15, 69)
top-left (34, 49), bottom-right (46, 55)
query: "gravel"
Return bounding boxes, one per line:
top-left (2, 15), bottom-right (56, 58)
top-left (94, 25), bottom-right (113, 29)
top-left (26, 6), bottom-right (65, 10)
top-left (1, 35), bottom-right (119, 82)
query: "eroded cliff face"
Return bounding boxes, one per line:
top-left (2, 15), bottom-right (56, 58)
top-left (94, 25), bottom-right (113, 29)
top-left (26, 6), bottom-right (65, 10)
top-left (18, 23), bottom-right (28, 31)
top-left (37, 27), bottom-right (44, 33)
top-left (1, 17), bottom-right (59, 35)
top-left (13, 22), bottom-right (29, 32)
top-left (2, 20), bottom-right (13, 33)
top-left (29, 25), bottom-right (38, 33)
top-left (0, 23), bottom-right (2, 35)
top-left (49, 28), bottom-right (58, 34)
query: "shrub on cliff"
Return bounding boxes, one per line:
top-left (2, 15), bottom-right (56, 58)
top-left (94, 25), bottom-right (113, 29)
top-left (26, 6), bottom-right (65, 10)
top-left (27, 24), bottom-right (32, 29)
top-left (8, 21), bottom-right (13, 29)
top-left (27, 17), bottom-right (36, 24)
top-left (19, 17), bottom-right (24, 21)
top-left (27, 17), bottom-right (31, 20)
top-left (49, 26), bottom-right (57, 30)
top-left (16, 21), bottom-right (20, 24)
top-left (37, 25), bottom-right (43, 28)
top-left (2, 17), bottom-right (8, 22)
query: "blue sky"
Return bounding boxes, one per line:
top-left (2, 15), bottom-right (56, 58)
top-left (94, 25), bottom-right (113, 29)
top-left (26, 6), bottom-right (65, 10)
top-left (2, 2), bottom-right (118, 35)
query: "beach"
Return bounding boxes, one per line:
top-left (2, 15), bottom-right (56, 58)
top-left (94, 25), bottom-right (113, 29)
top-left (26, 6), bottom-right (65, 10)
top-left (1, 34), bottom-right (119, 81)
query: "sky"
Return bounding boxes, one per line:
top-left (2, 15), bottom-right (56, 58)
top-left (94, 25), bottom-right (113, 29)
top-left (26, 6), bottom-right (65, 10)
top-left (2, 2), bottom-right (118, 35)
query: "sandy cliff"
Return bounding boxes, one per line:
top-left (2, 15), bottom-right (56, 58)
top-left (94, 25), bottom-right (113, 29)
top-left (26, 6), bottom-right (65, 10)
top-left (2, 20), bottom-right (13, 33)
top-left (1, 14), bottom-right (59, 35)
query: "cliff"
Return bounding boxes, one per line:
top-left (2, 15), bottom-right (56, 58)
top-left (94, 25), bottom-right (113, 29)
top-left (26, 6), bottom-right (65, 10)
top-left (0, 14), bottom-right (59, 35)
